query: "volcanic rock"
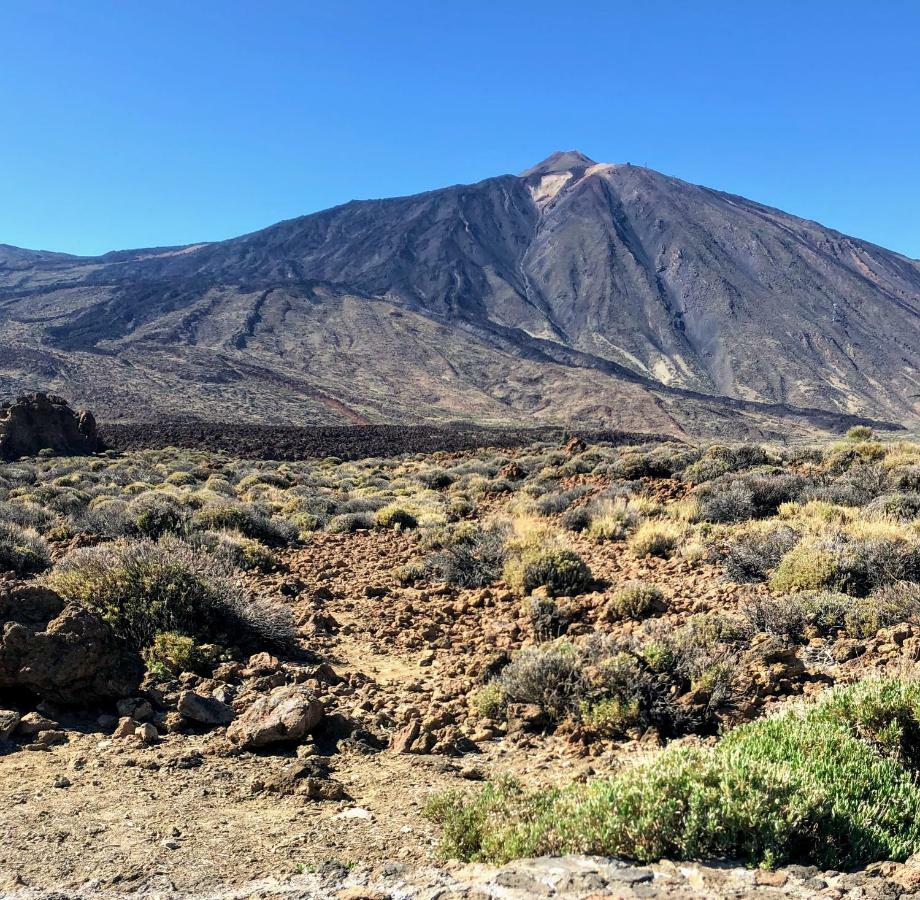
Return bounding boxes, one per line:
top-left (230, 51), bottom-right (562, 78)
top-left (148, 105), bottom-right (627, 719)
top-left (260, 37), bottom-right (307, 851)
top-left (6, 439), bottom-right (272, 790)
top-left (227, 684), bottom-right (324, 749)
top-left (0, 393), bottom-right (100, 460)
top-left (0, 585), bottom-right (142, 704)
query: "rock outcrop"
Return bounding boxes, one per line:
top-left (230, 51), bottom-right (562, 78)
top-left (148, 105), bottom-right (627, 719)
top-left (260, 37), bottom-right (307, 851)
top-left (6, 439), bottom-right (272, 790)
top-left (0, 392), bottom-right (100, 460)
top-left (0, 585), bottom-right (142, 704)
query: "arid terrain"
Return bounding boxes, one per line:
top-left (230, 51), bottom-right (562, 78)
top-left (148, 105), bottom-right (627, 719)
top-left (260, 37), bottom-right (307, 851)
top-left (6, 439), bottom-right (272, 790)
top-left (3, 399), bottom-right (920, 897)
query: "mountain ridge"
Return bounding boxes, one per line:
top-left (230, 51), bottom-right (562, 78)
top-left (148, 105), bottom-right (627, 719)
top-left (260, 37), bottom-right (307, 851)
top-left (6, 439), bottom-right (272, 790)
top-left (1, 151), bottom-right (918, 439)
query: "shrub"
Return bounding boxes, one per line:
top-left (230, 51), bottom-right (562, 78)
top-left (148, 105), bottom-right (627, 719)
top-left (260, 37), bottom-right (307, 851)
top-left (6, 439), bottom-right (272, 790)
top-left (560, 505), bottom-right (592, 533)
top-left (142, 631), bottom-right (220, 676)
top-left (472, 683), bottom-right (506, 720)
top-left (741, 594), bottom-right (811, 643)
top-left (867, 492), bottom-right (920, 523)
top-left (722, 524), bottom-right (799, 583)
top-left (193, 503), bottom-right (296, 546)
top-left (428, 524), bottom-right (509, 587)
top-left (498, 644), bottom-right (583, 722)
top-left (46, 537), bottom-right (294, 651)
top-left (845, 583), bottom-right (920, 639)
top-left (836, 536), bottom-right (920, 596)
top-left (528, 597), bottom-right (572, 641)
top-left (507, 547), bottom-right (592, 597)
top-left (585, 498), bottom-right (641, 542)
top-left (0, 521), bottom-right (51, 575)
top-left (374, 505), bottom-right (418, 530)
top-left (605, 581), bottom-right (664, 621)
top-left (187, 530), bottom-right (278, 573)
top-left (427, 679), bottom-right (920, 868)
top-left (417, 468), bottom-right (455, 490)
top-left (694, 480), bottom-right (755, 523)
top-left (627, 522), bottom-right (682, 559)
top-left (846, 425), bottom-right (874, 442)
top-left (129, 492), bottom-right (191, 538)
top-left (769, 538), bottom-right (843, 593)
top-left (165, 471), bottom-right (197, 487)
top-left (326, 512), bottom-right (374, 533)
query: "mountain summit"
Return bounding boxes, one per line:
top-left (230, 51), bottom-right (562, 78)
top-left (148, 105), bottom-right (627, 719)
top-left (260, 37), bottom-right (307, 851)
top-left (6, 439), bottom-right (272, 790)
top-left (520, 150), bottom-right (598, 176)
top-left (0, 154), bottom-right (917, 437)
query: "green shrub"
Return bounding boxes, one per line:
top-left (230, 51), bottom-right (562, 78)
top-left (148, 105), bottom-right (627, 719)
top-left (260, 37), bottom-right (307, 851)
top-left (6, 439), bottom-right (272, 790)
top-left (769, 538), bottom-right (842, 593)
top-left (428, 679), bottom-right (920, 868)
top-left (374, 504), bottom-right (418, 530)
top-left (0, 521), bottom-right (51, 575)
top-left (142, 631), bottom-right (220, 676)
top-left (605, 581), bottom-right (664, 621)
top-left (507, 548), bottom-right (592, 597)
top-left (129, 492), bottom-right (191, 538)
top-left (188, 530), bottom-right (278, 573)
top-left (326, 511), bottom-right (374, 533)
top-left (46, 537), bottom-right (294, 651)
top-left (473, 683), bottom-right (506, 720)
top-left (846, 425), bottom-right (874, 442)
top-left (192, 503), bottom-right (296, 546)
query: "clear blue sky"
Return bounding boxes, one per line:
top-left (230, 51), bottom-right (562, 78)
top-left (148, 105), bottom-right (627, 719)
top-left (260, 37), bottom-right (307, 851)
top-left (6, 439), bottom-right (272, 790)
top-left (2, 1), bottom-right (918, 258)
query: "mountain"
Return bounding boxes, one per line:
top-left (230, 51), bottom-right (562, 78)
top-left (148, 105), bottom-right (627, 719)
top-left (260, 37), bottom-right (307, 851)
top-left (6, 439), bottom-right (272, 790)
top-left (1, 152), bottom-right (918, 439)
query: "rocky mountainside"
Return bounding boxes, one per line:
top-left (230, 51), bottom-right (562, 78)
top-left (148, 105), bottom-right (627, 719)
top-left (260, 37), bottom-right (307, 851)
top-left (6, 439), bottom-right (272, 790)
top-left (1, 151), bottom-right (918, 438)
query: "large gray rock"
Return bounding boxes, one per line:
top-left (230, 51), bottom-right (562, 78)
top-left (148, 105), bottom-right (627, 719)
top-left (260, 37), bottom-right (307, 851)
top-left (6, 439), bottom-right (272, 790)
top-left (0, 586), bottom-right (142, 704)
top-left (178, 690), bottom-right (235, 726)
top-left (0, 392), bottom-right (99, 461)
top-left (227, 685), bottom-right (324, 749)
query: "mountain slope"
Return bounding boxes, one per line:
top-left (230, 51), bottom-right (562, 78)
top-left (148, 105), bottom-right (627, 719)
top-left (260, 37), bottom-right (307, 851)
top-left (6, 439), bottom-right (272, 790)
top-left (1, 152), bottom-right (918, 438)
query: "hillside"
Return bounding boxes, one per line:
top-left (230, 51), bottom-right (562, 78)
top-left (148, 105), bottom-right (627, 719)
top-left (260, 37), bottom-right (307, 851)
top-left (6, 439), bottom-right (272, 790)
top-left (1, 151), bottom-right (918, 438)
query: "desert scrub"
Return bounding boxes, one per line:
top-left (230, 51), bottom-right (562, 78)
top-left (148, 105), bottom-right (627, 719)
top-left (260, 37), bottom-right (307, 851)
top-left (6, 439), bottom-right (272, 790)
top-left (128, 491), bottom-right (191, 538)
top-left (427, 523), bottom-right (509, 587)
top-left (192, 502), bottom-right (296, 546)
top-left (143, 631), bottom-right (221, 676)
top-left (326, 511), bottom-right (374, 533)
top-left (584, 498), bottom-right (642, 542)
top-left (721, 522), bottom-right (799, 583)
top-left (604, 581), bottom-right (664, 621)
top-left (769, 537), bottom-right (843, 593)
top-left (0, 521), bottom-right (51, 575)
top-left (373, 504), bottom-right (418, 530)
top-left (187, 529), bottom-right (278, 572)
top-left (497, 636), bottom-right (687, 736)
top-left (472, 683), bottom-right (507, 720)
top-left (627, 521), bottom-right (683, 558)
top-left (505, 547), bottom-right (592, 597)
top-left (46, 537), bottom-right (294, 651)
top-left (528, 596), bottom-right (573, 641)
top-left (428, 678), bottom-right (920, 868)
top-left (497, 643), bottom-right (583, 722)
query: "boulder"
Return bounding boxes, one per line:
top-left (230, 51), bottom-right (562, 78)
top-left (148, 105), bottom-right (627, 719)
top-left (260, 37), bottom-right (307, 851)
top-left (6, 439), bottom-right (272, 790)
top-left (178, 690), bottom-right (235, 726)
top-left (227, 684), bottom-right (324, 749)
top-left (0, 709), bottom-right (20, 741)
top-left (0, 393), bottom-right (100, 461)
top-left (0, 585), bottom-right (142, 705)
